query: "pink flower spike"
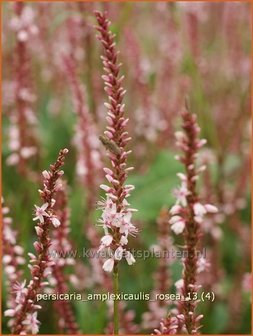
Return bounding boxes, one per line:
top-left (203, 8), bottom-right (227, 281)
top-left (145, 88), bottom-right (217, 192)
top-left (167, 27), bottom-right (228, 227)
top-left (33, 203), bottom-right (49, 223)
top-left (96, 11), bottom-right (138, 291)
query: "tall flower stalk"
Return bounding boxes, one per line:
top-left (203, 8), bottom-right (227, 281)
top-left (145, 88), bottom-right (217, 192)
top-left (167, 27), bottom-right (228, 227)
top-left (169, 102), bottom-right (218, 334)
top-left (63, 55), bottom-right (102, 212)
top-left (6, 149), bottom-right (69, 335)
top-left (2, 199), bottom-right (25, 329)
top-left (124, 28), bottom-right (161, 144)
top-left (95, 11), bottom-right (137, 334)
top-left (142, 208), bottom-right (172, 330)
top-left (63, 52), bottom-right (106, 293)
top-left (7, 2), bottom-right (39, 176)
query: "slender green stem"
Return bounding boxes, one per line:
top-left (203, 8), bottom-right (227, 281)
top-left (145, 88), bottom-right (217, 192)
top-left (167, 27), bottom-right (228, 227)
top-left (113, 264), bottom-right (119, 334)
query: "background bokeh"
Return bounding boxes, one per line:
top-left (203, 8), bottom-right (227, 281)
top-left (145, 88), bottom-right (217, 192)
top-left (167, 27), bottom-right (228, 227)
top-left (2, 2), bottom-right (251, 334)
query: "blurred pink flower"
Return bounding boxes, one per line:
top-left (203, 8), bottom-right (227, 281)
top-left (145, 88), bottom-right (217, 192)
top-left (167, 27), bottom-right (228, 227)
top-left (22, 312), bottom-right (40, 334)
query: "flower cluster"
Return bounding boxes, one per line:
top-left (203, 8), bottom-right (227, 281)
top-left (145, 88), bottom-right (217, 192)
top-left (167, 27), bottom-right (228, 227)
top-left (2, 199), bottom-right (25, 330)
top-left (153, 315), bottom-right (178, 335)
top-left (6, 2), bottom-right (38, 181)
top-left (123, 28), bottom-right (164, 143)
top-left (170, 200), bottom-right (218, 235)
top-left (63, 55), bottom-right (102, 210)
top-left (62, 53), bottom-right (104, 289)
top-left (97, 197), bottom-right (137, 272)
top-left (5, 149), bottom-right (69, 335)
top-left (95, 11), bottom-right (137, 273)
top-left (9, 3), bottom-right (38, 42)
top-left (169, 103), bottom-right (218, 334)
top-left (7, 2), bottom-right (39, 177)
top-left (2, 200), bottom-right (25, 282)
